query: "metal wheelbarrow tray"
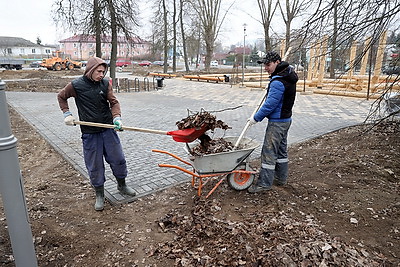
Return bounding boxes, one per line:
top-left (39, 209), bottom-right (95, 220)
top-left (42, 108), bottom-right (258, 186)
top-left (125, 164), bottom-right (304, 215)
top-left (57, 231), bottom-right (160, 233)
top-left (187, 137), bottom-right (259, 174)
top-left (153, 136), bottom-right (259, 198)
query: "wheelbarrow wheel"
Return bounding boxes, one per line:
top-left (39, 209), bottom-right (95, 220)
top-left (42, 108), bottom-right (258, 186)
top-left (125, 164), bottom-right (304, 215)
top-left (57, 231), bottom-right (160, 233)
top-left (227, 167), bottom-right (255, 191)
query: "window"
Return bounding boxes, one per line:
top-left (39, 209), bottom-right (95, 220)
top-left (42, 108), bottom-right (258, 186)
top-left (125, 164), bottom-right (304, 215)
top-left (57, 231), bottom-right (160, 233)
top-left (7, 48), bottom-right (12, 54)
top-left (74, 51), bottom-right (77, 56)
top-left (89, 43), bottom-right (93, 48)
top-left (20, 48), bottom-right (25, 54)
top-left (74, 43), bottom-right (77, 48)
top-left (45, 49), bottom-right (50, 54)
top-left (32, 49), bottom-right (36, 54)
top-left (89, 51), bottom-right (94, 56)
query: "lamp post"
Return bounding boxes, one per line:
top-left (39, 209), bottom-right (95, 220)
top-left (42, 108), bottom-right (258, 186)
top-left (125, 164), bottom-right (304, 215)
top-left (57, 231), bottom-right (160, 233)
top-left (0, 80), bottom-right (38, 266)
top-left (240, 24), bottom-right (247, 88)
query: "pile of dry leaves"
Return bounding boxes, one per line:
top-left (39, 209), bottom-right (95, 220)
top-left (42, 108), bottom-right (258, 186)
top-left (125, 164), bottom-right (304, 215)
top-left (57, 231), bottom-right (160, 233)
top-left (176, 109), bottom-right (231, 131)
top-left (176, 110), bottom-right (235, 155)
top-left (149, 197), bottom-right (385, 266)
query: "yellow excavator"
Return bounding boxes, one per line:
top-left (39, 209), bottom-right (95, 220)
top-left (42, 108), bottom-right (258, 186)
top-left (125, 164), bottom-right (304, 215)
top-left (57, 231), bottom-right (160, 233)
top-left (41, 51), bottom-right (82, 71)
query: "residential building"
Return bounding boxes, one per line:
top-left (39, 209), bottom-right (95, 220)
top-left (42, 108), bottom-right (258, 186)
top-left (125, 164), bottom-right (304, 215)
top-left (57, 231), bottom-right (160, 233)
top-left (0, 36), bottom-right (56, 60)
top-left (59, 34), bottom-right (151, 61)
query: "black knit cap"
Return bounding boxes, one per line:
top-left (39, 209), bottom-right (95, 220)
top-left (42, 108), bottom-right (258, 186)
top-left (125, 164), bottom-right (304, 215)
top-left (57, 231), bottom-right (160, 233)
top-left (257, 51), bottom-right (281, 64)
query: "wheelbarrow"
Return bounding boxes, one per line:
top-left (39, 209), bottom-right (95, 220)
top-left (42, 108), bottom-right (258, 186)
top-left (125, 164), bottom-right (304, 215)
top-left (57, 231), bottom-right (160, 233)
top-left (152, 136), bottom-right (259, 198)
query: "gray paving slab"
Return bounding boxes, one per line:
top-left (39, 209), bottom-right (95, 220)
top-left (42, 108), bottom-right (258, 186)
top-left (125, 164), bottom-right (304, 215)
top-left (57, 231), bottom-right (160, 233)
top-left (5, 76), bottom-right (373, 204)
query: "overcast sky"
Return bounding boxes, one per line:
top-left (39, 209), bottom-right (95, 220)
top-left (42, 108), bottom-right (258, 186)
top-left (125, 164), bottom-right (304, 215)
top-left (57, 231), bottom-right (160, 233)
top-left (0, 0), bottom-right (288, 48)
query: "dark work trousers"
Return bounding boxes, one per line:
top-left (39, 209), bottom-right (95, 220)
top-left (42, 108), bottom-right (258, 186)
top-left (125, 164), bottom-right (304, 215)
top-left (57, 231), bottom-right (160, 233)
top-left (81, 129), bottom-right (128, 187)
top-left (258, 120), bottom-right (292, 188)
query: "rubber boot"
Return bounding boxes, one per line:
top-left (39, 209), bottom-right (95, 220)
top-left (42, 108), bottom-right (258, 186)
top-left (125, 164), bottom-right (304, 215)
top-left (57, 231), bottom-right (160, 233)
top-left (117, 179), bottom-right (136, 196)
top-left (94, 186), bottom-right (105, 211)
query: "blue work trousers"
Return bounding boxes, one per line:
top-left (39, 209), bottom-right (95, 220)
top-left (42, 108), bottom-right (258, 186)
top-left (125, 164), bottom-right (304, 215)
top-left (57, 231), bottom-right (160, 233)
top-left (258, 120), bottom-right (291, 188)
top-left (81, 129), bottom-right (127, 187)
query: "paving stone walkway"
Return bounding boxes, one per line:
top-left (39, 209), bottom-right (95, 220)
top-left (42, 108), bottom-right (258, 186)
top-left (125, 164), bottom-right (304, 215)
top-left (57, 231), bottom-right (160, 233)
top-left (5, 75), bottom-right (373, 204)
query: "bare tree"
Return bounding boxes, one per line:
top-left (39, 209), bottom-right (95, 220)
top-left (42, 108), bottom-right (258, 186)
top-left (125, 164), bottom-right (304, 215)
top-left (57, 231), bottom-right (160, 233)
top-left (53, 0), bottom-right (139, 81)
top-left (180, 0), bottom-right (190, 72)
top-left (300, 0), bottom-right (400, 123)
top-left (277, 0), bottom-right (310, 53)
top-left (190, 0), bottom-right (232, 71)
top-left (257, 0), bottom-right (278, 51)
top-left (162, 0), bottom-right (169, 73)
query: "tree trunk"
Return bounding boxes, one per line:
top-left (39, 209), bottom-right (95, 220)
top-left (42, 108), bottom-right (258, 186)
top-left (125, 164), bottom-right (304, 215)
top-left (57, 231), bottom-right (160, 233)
top-left (180, 0), bottom-right (190, 72)
top-left (330, 0), bottom-right (338, 79)
top-left (172, 0), bottom-right (177, 72)
top-left (162, 0), bottom-right (168, 73)
top-left (107, 0), bottom-right (117, 82)
top-left (94, 0), bottom-right (102, 58)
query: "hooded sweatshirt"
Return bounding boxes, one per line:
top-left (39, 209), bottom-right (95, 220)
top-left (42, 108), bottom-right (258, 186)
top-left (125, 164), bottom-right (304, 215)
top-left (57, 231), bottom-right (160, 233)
top-left (57, 57), bottom-right (121, 134)
top-left (254, 61), bottom-right (298, 122)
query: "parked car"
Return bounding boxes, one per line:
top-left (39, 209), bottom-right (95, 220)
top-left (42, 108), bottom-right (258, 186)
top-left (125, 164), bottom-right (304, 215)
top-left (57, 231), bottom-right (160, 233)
top-left (138, 60), bottom-right (152, 66)
top-left (152, 60), bottom-right (169, 66)
top-left (29, 61), bottom-right (42, 68)
top-left (210, 60), bottom-right (219, 67)
top-left (116, 60), bottom-right (132, 67)
top-left (383, 66), bottom-right (400, 75)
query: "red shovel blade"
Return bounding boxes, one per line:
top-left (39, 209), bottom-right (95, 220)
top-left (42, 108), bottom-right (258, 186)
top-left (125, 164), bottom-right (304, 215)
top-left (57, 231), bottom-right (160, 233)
top-left (167, 125), bottom-right (208, 143)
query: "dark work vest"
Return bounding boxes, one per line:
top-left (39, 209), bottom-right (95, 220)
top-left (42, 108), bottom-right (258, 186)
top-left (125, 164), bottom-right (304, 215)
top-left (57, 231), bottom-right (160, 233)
top-left (72, 76), bottom-right (113, 134)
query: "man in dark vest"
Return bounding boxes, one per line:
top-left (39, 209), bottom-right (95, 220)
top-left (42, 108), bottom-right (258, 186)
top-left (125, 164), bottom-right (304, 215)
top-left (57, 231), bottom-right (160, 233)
top-left (58, 57), bottom-right (136, 210)
top-left (247, 51), bottom-right (298, 193)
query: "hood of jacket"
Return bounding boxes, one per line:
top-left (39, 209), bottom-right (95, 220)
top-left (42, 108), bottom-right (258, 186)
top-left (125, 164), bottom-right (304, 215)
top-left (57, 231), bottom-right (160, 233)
top-left (84, 57), bottom-right (108, 81)
top-left (271, 61), bottom-right (298, 84)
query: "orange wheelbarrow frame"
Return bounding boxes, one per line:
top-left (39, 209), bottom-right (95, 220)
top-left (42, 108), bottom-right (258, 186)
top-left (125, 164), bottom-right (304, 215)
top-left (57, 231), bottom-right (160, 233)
top-left (152, 149), bottom-right (256, 198)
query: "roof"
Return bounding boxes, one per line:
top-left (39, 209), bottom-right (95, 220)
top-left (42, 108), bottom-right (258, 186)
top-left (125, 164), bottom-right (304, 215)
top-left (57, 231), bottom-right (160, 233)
top-left (0, 36), bottom-right (40, 47)
top-left (59, 34), bottom-right (149, 44)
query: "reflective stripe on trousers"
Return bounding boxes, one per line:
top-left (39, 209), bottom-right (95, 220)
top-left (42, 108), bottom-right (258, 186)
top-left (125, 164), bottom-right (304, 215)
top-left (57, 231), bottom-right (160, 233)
top-left (258, 120), bottom-right (291, 187)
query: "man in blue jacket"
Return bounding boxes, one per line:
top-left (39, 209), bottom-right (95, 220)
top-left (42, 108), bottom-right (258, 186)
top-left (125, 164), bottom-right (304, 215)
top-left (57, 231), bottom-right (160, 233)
top-left (247, 51), bottom-right (298, 193)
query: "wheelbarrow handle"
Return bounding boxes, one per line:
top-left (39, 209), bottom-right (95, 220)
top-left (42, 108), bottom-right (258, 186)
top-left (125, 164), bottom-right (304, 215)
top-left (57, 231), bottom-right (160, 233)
top-left (234, 90), bottom-right (268, 149)
top-left (152, 149), bottom-right (193, 166)
top-left (74, 121), bottom-right (168, 135)
top-left (158, 164), bottom-right (201, 178)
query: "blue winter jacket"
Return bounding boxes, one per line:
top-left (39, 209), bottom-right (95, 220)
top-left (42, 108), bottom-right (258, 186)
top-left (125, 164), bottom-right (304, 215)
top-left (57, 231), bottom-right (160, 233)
top-left (254, 61), bottom-right (298, 122)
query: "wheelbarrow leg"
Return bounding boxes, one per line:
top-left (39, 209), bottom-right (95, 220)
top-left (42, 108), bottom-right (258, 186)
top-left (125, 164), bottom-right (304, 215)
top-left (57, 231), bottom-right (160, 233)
top-left (205, 175), bottom-right (226, 198)
top-left (198, 176), bottom-right (203, 196)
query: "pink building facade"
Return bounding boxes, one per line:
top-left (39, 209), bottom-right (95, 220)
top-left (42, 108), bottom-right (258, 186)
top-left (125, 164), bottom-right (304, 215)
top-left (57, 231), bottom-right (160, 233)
top-left (59, 34), bottom-right (151, 61)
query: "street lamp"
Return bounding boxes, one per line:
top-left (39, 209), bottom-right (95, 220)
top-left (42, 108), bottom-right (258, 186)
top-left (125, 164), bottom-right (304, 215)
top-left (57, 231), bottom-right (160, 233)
top-left (240, 24), bottom-right (247, 88)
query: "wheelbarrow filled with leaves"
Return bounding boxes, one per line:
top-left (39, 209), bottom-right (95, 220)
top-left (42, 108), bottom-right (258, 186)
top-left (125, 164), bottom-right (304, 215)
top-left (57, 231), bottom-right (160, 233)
top-left (152, 136), bottom-right (259, 198)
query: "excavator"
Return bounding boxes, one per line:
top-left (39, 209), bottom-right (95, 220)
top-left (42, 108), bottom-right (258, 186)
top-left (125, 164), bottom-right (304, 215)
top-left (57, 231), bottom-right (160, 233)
top-left (41, 50), bottom-right (82, 71)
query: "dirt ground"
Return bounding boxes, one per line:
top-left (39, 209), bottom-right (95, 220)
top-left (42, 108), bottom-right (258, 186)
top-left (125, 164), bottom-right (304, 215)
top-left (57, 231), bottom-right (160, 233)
top-left (0, 69), bottom-right (399, 266)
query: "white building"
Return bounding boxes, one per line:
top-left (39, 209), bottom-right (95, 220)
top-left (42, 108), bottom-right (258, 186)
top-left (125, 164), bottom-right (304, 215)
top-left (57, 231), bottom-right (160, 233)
top-left (0, 36), bottom-right (57, 61)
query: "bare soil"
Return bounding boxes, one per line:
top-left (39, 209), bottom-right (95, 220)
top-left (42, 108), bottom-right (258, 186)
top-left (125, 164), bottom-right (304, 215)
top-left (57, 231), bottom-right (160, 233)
top-left (0, 69), bottom-right (399, 266)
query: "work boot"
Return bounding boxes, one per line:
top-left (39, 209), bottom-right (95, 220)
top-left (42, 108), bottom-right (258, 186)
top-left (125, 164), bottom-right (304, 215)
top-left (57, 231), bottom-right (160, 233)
top-left (117, 179), bottom-right (136, 197)
top-left (94, 186), bottom-right (105, 211)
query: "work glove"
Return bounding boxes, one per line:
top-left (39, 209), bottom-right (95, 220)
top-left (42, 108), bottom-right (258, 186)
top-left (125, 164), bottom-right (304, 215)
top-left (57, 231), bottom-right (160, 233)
top-left (113, 117), bottom-right (123, 131)
top-left (247, 117), bottom-right (258, 126)
top-left (63, 111), bottom-right (76, 126)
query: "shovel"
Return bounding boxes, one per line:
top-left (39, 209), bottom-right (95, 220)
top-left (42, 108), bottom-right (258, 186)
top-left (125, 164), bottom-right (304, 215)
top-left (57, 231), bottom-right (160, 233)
top-left (73, 120), bottom-right (207, 143)
top-left (233, 90), bottom-right (267, 149)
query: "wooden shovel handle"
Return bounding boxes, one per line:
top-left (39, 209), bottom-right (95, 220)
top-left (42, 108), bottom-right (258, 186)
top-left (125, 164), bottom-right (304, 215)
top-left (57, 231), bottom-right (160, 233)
top-left (74, 121), bottom-right (168, 135)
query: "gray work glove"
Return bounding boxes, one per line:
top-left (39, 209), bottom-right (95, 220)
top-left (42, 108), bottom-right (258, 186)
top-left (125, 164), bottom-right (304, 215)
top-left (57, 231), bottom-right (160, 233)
top-left (113, 117), bottom-right (123, 131)
top-left (63, 111), bottom-right (76, 126)
top-left (247, 117), bottom-right (257, 126)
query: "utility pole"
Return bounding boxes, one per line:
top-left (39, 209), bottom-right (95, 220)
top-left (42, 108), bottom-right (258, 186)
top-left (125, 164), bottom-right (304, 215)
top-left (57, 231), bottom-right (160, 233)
top-left (0, 80), bottom-right (38, 267)
top-left (240, 24), bottom-right (247, 88)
